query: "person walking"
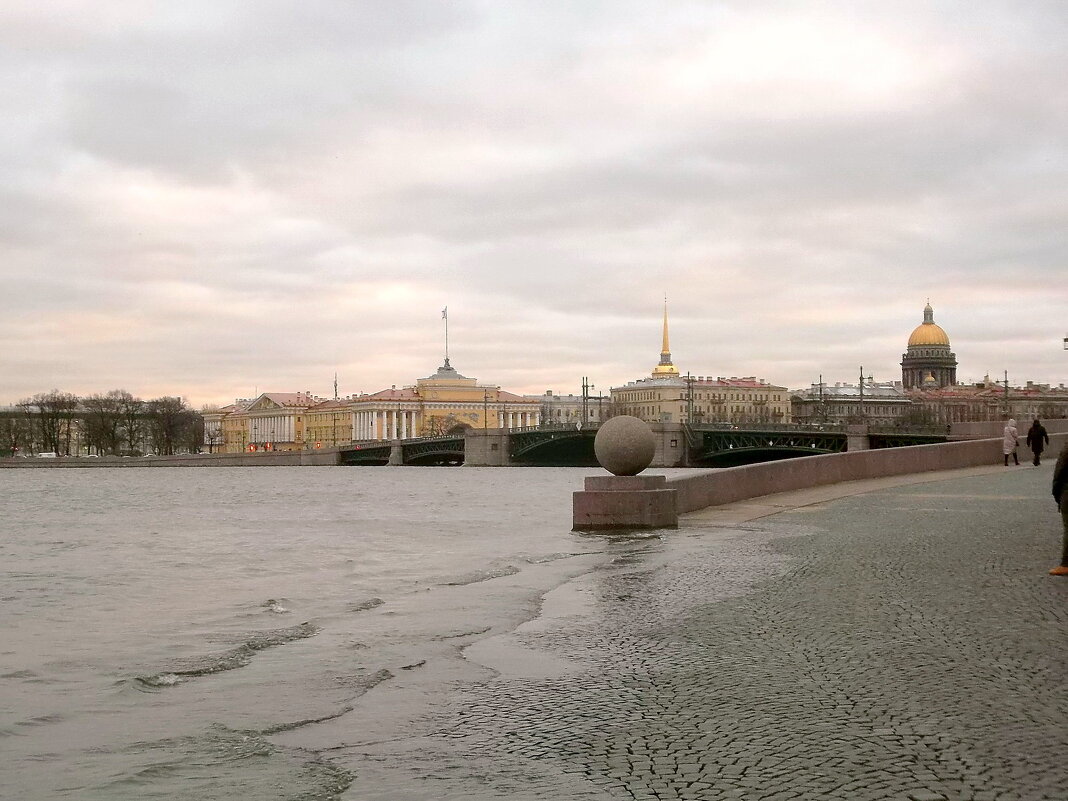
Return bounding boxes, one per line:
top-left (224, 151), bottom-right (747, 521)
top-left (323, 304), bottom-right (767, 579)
top-left (1050, 440), bottom-right (1068, 576)
top-left (1025, 418), bottom-right (1049, 466)
top-left (1002, 418), bottom-right (1019, 466)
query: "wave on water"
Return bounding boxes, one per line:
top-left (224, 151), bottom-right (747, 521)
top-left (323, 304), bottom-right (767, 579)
top-left (261, 598), bottom-right (291, 614)
top-left (347, 597), bottom-right (384, 612)
top-left (133, 622), bottom-right (320, 690)
top-left (99, 724), bottom-right (353, 799)
top-left (259, 667), bottom-right (394, 735)
top-left (1, 669), bottom-right (39, 679)
top-left (440, 564), bottom-right (521, 586)
top-left (1, 712), bottom-right (66, 738)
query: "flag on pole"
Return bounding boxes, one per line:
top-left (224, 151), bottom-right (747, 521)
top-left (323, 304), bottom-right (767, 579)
top-left (442, 307), bottom-right (448, 319)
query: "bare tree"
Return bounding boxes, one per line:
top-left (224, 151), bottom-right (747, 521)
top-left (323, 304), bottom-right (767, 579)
top-left (20, 391), bottom-right (78, 454)
top-left (0, 414), bottom-right (32, 456)
top-left (146, 396), bottom-right (200, 455)
top-left (115, 391), bottom-right (146, 454)
top-left (82, 390), bottom-right (127, 455)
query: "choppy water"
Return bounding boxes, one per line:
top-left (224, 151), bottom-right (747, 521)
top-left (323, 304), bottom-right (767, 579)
top-left (0, 466), bottom-right (677, 800)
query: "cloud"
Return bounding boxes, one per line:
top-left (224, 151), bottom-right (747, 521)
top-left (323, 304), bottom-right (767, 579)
top-left (0, 1), bottom-right (1066, 406)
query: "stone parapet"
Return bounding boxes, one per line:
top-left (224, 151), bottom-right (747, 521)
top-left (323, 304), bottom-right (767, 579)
top-left (669, 433), bottom-right (1067, 514)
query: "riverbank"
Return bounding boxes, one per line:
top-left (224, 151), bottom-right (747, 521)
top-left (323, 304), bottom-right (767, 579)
top-left (296, 461), bottom-right (1068, 800)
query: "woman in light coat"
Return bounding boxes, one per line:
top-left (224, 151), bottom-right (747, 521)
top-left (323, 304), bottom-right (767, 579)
top-left (1003, 418), bottom-right (1019, 466)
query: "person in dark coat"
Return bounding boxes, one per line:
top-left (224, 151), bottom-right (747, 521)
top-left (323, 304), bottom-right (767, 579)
top-left (1025, 418), bottom-right (1049, 466)
top-left (1051, 440), bottom-right (1068, 576)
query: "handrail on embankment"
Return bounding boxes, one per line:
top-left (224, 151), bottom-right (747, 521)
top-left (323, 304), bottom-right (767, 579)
top-left (668, 433), bottom-right (1067, 515)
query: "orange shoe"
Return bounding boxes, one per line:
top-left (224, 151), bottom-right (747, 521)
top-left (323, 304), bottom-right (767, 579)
top-left (1050, 565), bottom-right (1068, 576)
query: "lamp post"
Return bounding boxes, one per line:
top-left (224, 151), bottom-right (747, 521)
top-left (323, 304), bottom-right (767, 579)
top-left (483, 390), bottom-right (489, 430)
top-left (858, 367), bottom-right (872, 420)
top-left (685, 373), bottom-right (694, 424)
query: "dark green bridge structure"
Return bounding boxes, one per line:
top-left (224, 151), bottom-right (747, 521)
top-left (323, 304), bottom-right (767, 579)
top-left (338, 423), bottom-right (948, 467)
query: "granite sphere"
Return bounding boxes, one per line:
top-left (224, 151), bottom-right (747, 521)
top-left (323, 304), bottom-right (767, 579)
top-left (594, 416), bottom-right (655, 476)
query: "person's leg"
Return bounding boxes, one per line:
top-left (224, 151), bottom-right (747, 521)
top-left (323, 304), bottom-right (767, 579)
top-left (1013, 450), bottom-right (1019, 465)
top-left (1051, 501), bottom-right (1068, 576)
top-left (1004, 453), bottom-right (1008, 466)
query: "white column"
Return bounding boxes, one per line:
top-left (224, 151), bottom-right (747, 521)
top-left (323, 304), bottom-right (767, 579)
top-left (391, 409), bottom-right (398, 440)
top-left (400, 410), bottom-right (408, 439)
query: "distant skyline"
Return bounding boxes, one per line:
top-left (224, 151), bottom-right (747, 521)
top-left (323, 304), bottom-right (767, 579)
top-left (2, 2), bottom-right (1066, 407)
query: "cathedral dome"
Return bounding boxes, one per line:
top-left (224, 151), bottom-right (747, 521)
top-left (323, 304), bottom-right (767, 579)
top-left (907, 303), bottom-right (950, 347)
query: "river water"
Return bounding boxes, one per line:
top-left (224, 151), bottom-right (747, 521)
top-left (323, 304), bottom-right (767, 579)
top-left (1, 466), bottom-right (705, 800)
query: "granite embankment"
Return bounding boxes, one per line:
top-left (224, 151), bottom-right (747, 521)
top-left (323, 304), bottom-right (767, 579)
top-left (669, 432), bottom-right (1066, 514)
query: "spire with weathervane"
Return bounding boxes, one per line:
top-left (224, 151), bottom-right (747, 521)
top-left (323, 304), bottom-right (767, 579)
top-left (652, 295), bottom-right (680, 377)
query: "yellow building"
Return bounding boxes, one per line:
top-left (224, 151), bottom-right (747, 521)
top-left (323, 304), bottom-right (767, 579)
top-left (304, 398), bottom-right (353, 448)
top-left (611, 305), bottom-right (789, 424)
top-left (352, 359), bottom-right (540, 440)
top-left (206, 359), bottom-right (541, 451)
top-left (209, 392), bottom-right (323, 453)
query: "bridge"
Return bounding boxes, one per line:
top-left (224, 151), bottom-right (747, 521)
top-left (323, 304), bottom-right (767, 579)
top-left (335, 422), bottom-right (949, 467)
top-left (683, 423), bottom-right (948, 467)
top-left (339, 434), bottom-right (465, 466)
top-left (338, 424), bottom-right (601, 466)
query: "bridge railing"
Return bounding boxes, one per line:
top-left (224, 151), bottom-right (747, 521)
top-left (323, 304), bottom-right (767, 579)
top-left (867, 424), bottom-right (951, 436)
top-left (507, 423), bottom-right (599, 434)
top-left (687, 422), bottom-right (848, 432)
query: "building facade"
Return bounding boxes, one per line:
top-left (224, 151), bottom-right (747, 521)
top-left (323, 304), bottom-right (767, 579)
top-left (529, 390), bottom-right (606, 427)
top-left (909, 379), bottom-right (1068, 424)
top-left (205, 359), bottom-right (541, 452)
top-left (610, 305), bottom-right (789, 424)
top-left (791, 382), bottom-right (913, 426)
top-left (350, 359), bottom-right (540, 440)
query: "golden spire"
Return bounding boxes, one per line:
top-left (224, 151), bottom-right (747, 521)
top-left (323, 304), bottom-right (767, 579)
top-left (652, 294), bottom-right (680, 377)
top-left (661, 294), bottom-right (670, 355)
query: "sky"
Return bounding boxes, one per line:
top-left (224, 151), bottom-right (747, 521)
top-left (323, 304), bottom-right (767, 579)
top-left (2, 0), bottom-right (1066, 408)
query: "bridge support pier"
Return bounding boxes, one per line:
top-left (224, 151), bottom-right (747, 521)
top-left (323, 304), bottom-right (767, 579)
top-left (388, 440), bottom-right (403, 465)
top-left (649, 423), bottom-right (689, 467)
top-left (464, 429), bottom-right (512, 466)
top-left (573, 475), bottom-right (678, 531)
top-left (847, 425), bottom-right (871, 452)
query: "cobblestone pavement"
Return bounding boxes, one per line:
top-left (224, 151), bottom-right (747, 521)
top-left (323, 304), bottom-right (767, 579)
top-left (341, 465), bottom-right (1068, 800)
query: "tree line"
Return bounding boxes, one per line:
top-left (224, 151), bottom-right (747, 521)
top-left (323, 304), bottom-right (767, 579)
top-left (1, 390), bottom-right (204, 456)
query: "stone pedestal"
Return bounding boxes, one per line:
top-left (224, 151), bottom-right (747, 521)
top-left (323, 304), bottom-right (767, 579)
top-left (388, 440), bottom-right (403, 465)
top-left (572, 475), bottom-right (678, 531)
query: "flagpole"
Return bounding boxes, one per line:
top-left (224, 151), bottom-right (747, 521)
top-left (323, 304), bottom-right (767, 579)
top-left (443, 306), bottom-right (449, 365)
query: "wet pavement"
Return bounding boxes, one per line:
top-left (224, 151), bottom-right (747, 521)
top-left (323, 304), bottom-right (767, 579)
top-left (337, 463), bottom-right (1068, 800)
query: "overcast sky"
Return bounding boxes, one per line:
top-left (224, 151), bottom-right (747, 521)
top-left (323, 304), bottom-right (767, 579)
top-left (2, 1), bottom-right (1066, 407)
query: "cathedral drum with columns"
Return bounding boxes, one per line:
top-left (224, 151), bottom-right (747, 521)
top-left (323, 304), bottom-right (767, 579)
top-left (901, 302), bottom-right (958, 389)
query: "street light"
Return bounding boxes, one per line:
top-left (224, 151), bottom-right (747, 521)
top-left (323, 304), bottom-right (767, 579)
top-left (685, 373), bottom-right (694, 424)
top-left (858, 367), bottom-right (872, 420)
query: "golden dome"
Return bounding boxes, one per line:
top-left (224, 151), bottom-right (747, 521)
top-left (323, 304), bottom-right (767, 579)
top-left (907, 302), bottom-right (950, 347)
top-left (908, 322), bottom-right (950, 346)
